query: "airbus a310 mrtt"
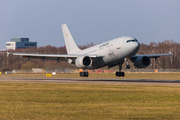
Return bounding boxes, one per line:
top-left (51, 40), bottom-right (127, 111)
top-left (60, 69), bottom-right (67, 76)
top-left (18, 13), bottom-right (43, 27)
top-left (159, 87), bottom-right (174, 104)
top-left (9, 24), bottom-right (173, 77)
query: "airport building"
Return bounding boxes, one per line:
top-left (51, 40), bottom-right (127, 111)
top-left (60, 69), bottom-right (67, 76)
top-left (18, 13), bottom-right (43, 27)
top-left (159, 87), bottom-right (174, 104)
top-left (6, 38), bottom-right (37, 50)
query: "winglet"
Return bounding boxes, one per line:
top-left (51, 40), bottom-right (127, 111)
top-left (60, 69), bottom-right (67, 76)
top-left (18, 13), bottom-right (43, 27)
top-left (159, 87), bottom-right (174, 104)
top-left (168, 52), bottom-right (173, 56)
top-left (7, 52), bottom-right (13, 57)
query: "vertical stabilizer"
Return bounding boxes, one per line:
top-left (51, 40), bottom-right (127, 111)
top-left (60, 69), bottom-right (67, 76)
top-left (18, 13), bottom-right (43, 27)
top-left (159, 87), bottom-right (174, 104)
top-left (61, 24), bottom-right (81, 54)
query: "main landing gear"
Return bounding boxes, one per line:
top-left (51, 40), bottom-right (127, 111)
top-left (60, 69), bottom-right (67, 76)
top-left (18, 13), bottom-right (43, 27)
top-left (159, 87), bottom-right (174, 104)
top-left (79, 71), bottom-right (89, 77)
top-left (115, 60), bottom-right (125, 77)
top-left (125, 65), bottom-right (130, 69)
top-left (125, 59), bottom-right (130, 69)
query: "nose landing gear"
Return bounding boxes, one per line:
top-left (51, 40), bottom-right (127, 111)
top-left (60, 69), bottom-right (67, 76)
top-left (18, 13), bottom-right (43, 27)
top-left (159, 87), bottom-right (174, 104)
top-left (115, 60), bottom-right (125, 77)
top-left (115, 71), bottom-right (125, 77)
top-left (125, 59), bottom-right (130, 69)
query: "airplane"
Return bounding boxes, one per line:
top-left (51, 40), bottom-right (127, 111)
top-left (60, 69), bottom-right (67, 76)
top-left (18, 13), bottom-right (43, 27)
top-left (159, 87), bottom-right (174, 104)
top-left (8, 24), bottom-right (173, 77)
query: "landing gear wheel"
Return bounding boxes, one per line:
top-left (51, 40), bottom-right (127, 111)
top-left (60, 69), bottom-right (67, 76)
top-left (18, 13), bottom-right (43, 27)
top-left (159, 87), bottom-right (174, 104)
top-left (116, 72), bottom-right (120, 76)
top-left (80, 72), bottom-right (84, 77)
top-left (80, 72), bottom-right (89, 77)
top-left (115, 72), bottom-right (125, 77)
top-left (80, 72), bottom-right (82, 76)
top-left (85, 72), bottom-right (89, 77)
top-left (125, 65), bottom-right (130, 69)
top-left (120, 72), bottom-right (125, 77)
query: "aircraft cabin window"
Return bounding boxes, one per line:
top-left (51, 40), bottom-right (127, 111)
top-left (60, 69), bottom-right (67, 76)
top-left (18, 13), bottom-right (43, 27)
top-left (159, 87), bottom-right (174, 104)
top-left (126, 39), bottom-right (138, 43)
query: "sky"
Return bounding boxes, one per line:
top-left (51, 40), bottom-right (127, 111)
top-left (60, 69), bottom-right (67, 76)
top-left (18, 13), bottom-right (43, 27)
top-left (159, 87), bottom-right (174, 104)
top-left (0, 0), bottom-right (180, 49)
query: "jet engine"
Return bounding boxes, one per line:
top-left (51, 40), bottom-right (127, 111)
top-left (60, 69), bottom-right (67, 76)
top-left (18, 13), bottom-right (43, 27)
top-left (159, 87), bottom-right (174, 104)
top-left (75, 56), bottom-right (92, 68)
top-left (133, 56), bottom-right (151, 68)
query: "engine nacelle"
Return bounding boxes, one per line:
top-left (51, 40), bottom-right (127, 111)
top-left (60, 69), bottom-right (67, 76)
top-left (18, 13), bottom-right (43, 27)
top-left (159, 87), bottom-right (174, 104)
top-left (75, 56), bottom-right (92, 68)
top-left (134, 56), bottom-right (151, 68)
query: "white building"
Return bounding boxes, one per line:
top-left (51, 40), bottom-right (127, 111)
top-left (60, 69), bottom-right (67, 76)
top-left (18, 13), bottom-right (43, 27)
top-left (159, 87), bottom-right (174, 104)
top-left (6, 38), bottom-right (37, 50)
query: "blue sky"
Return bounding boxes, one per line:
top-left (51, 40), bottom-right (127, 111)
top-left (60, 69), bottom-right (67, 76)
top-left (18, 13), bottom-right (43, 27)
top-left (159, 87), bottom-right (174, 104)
top-left (0, 0), bottom-right (180, 49)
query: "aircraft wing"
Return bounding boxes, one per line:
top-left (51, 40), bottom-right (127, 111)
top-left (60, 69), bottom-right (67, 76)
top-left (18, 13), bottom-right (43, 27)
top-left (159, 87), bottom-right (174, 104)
top-left (8, 52), bottom-right (104, 61)
top-left (132, 52), bottom-right (173, 59)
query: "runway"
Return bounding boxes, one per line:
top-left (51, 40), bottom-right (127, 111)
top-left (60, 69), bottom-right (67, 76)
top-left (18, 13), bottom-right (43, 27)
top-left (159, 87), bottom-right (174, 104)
top-left (1, 77), bottom-right (180, 86)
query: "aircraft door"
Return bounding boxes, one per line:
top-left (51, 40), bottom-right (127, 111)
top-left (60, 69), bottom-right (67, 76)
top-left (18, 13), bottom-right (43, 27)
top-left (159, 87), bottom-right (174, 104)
top-left (116, 40), bottom-right (122, 57)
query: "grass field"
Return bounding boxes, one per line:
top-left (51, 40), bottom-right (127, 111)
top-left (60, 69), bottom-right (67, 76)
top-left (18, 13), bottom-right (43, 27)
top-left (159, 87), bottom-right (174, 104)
top-left (0, 83), bottom-right (180, 119)
top-left (0, 73), bottom-right (180, 119)
top-left (0, 72), bottom-right (180, 80)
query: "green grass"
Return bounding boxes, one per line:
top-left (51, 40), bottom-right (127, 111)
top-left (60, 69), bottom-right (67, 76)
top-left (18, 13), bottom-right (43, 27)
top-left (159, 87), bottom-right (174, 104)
top-left (0, 83), bottom-right (180, 119)
top-left (1, 72), bottom-right (180, 80)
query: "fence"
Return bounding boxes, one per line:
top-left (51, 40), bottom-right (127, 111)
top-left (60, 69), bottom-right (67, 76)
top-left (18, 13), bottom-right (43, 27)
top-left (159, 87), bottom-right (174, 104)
top-left (3, 68), bottom-right (180, 74)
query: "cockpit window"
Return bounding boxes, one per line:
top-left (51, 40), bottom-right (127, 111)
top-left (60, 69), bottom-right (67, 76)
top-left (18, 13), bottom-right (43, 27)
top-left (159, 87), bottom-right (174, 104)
top-left (126, 39), bottom-right (138, 43)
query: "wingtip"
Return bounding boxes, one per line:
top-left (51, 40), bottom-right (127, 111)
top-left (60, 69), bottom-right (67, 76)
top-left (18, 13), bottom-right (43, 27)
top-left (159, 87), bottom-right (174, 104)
top-left (7, 52), bottom-right (9, 57)
top-left (7, 51), bottom-right (13, 57)
top-left (169, 52), bottom-right (173, 55)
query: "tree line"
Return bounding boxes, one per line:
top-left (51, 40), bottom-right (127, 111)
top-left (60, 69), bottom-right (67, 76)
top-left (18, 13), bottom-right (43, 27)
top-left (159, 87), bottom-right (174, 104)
top-left (0, 40), bottom-right (179, 72)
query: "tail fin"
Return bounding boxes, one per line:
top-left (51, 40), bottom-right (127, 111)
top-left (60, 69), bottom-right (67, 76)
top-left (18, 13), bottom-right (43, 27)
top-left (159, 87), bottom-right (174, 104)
top-left (61, 24), bottom-right (81, 54)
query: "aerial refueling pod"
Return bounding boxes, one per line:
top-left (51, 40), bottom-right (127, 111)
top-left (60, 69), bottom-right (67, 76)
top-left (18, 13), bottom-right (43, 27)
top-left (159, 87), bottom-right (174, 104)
top-left (75, 56), bottom-right (92, 68)
top-left (133, 56), bottom-right (151, 68)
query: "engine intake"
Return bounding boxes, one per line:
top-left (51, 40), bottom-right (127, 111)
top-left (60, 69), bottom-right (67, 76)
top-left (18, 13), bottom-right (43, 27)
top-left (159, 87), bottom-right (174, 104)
top-left (134, 56), bottom-right (151, 68)
top-left (75, 56), bottom-right (92, 68)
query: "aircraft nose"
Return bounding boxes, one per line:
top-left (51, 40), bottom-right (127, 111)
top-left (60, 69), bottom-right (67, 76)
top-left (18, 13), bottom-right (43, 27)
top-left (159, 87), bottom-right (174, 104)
top-left (133, 41), bottom-right (140, 53)
top-left (129, 40), bottom-right (140, 55)
top-left (133, 41), bottom-right (140, 51)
